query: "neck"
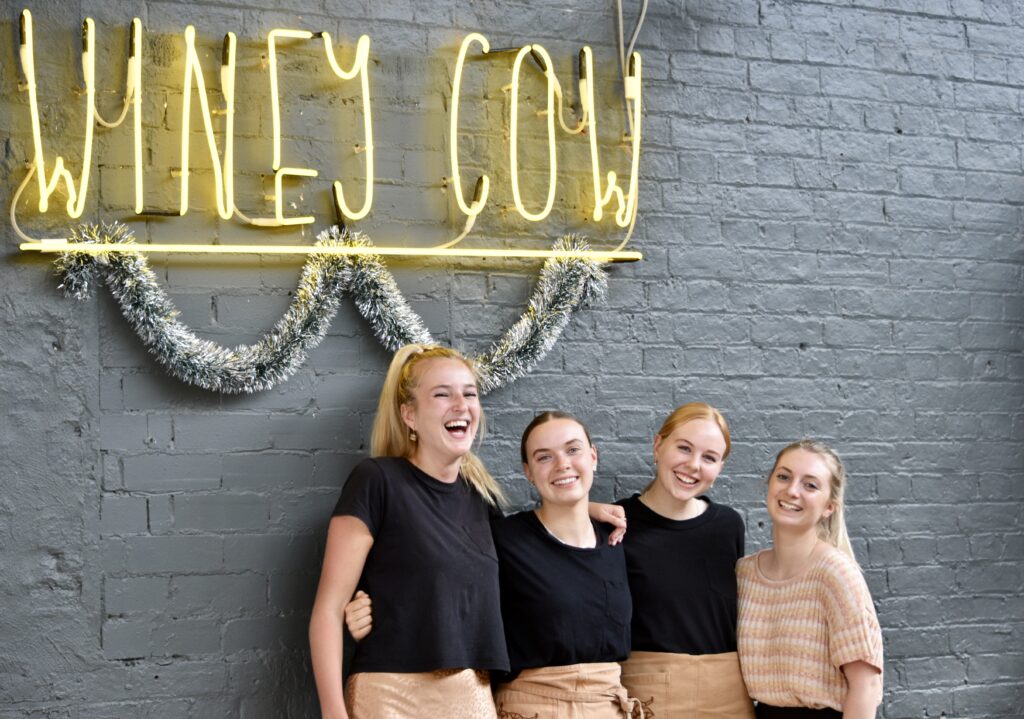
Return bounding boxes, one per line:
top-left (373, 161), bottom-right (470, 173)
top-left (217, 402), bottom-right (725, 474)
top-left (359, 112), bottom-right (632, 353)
top-left (767, 525), bottom-right (823, 579)
top-left (535, 500), bottom-right (596, 548)
top-left (408, 449), bottom-right (462, 484)
top-left (640, 482), bottom-right (707, 521)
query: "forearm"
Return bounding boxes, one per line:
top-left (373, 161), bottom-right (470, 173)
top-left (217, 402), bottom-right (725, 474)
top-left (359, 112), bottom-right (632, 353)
top-left (309, 605), bottom-right (348, 719)
top-left (842, 677), bottom-right (880, 719)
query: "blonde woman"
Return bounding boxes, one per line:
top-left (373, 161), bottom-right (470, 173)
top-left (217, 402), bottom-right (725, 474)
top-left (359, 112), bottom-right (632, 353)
top-left (736, 440), bottom-right (883, 719)
top-left (309, 345), bottom-right (508, 719)
top-left (616, 403), bottom-right (756, 718)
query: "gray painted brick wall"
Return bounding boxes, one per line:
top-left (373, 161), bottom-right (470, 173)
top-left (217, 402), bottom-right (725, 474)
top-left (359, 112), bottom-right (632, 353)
top-left (2, 0), bottom-right (1022, 717)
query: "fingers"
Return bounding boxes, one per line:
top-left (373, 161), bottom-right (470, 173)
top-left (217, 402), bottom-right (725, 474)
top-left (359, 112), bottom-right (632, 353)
top-left (608, 525), bottom-right (626, 546)
top-left (344, 591), bottom-right (373, 641)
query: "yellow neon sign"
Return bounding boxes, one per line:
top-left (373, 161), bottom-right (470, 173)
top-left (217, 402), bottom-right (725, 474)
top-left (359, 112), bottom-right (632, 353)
top-left (13, 15), bottom-right (643, 262)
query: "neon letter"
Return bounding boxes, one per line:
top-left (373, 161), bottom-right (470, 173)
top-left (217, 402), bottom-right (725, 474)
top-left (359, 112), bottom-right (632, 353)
top-left (323, 32), bottom-right (374, 221)
top-left (450, 33), bottom-right (489, 218)
top-left (179, 25), bottom-right (236, 220)
top-left (509, 44), bottom-right (557, 222)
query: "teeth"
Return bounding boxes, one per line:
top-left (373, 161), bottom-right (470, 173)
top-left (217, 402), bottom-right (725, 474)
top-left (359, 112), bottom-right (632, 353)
top-left (553, 477), bottom-right (578, 486)
top-left (779, 501), bottom-right (801, 511)
top-left (675, 473), bottom-right (698, 485)
top-left (445, 420), bottom-right (469, 430)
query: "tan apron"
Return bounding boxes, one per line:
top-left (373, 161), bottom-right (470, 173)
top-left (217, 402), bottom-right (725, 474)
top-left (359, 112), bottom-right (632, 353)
top-left (619, 651), bottom-right (755, 719)
top-left (345, 668), bottom-right (498, 719)
top-left (494, 662), bottom-right (642, 719)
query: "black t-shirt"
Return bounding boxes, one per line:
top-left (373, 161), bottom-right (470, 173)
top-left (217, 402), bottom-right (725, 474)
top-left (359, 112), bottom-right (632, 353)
top-left (491, 511), bottom-right (632, 680)
top-left (616, 494), bottom-right (744, 655)
top-left (332, 457), bottom-right (509, 674)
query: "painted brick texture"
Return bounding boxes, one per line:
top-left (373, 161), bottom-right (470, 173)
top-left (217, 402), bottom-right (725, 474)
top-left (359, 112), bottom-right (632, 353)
top-left (1, 1), bottom-right (1022, 718)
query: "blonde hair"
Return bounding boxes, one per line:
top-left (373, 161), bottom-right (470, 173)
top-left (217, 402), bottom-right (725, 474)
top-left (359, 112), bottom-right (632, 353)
top-left (655, 402), bottom-right (732, 459)
top-left (771, 439), bottom-right (857, 564)
top-left (371, 344), bottom-right (505, 507)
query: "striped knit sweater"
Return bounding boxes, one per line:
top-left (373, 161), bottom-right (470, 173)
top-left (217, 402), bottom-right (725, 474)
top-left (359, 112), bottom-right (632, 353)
top-left (736, 545), bottom-right (883, 711)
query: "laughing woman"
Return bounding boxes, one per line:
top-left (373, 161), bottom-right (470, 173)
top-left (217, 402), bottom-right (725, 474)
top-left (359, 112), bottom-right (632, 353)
top-left (736, 440), bottom-right (883, 719)
top-left (309, 344), bottom-right (508, 719)
top-left (491, 411), bottom-right (638, 719)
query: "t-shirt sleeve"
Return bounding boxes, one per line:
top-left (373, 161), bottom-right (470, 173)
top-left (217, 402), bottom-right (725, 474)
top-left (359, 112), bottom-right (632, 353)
top-left (331, 459), bottom-right (387, 536)
top-left (823, 558), bottom-right (884, 672)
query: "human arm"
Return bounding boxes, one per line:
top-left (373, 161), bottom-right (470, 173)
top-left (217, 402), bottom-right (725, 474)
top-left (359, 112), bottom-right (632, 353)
top-left (841, 660), bottom-right (882, 719)
top-left (309, 516), bottom-right (374, 719)
top-left (588, 502), bottom-right (627, 545)
top-left (344, 590), bottom-right (373, 641)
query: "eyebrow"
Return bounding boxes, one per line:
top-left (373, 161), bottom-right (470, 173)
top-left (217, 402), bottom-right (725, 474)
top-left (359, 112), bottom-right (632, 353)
top-left (776, 465), bottom-right (821, 481)
top-left (530, 438), bottom-right (585, 457)
top-left (428, 383), bottom-right (477, 391)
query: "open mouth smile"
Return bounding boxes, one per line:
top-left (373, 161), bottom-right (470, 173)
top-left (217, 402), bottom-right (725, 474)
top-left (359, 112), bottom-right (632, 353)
top-left (552, 476), bottom-right (579, 487)
top-left (674, 471), bottom-right (699, 487)
top-left (444, 419), bottom-right (470, 438)
top-left (777, 500), bottom-right (802, 512)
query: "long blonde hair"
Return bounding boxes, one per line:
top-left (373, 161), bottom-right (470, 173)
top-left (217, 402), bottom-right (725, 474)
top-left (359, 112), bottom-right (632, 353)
top-left (771, 439), bottom-right (857, 564)
top-left (371, 344), bottom-right (505, 507)
top-left (646, 402), bottom-right (731, 491)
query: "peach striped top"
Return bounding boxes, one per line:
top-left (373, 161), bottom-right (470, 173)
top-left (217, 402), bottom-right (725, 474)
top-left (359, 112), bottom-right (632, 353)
top-left (736, 545), bottom-right (883, 711)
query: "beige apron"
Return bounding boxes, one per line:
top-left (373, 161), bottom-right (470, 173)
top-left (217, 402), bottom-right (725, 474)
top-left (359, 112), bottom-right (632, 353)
top-left (619, 651), bottom-right (755, 719)
top-left (345, 668), bottom-right (497, 719)
top-left (494, 662), bottom-right (642, 719)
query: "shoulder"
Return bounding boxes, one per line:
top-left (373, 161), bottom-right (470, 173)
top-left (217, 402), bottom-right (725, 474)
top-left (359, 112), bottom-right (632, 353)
top-left (813, 545), bottom-right (873, 599)
top-left (708, 500), bottom-right (744, 528)
top-left (735, 551), bottom-right (762, 579)
top-left (491, 510), bottom-right (533, 539)
top-left (615, 494), bottom-right (643, 519)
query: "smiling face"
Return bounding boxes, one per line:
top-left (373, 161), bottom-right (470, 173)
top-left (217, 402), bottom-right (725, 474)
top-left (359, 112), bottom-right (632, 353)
top-left (766, 448), bottom-right (836, 532)
top-left (400, 357), bottom-right (480, 466)
top-left (522, 417), bottom-right (597, 509)
top-left (651, 418), bottom-right (727, 505)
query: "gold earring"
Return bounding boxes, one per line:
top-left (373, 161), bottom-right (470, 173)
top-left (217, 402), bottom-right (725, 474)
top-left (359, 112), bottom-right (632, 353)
top-left (410, 430), bottom-right (418, 442)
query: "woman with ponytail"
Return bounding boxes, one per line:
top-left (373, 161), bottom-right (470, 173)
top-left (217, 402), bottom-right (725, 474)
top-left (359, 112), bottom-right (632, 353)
top-left (309, 344), bottom-right (509, 719)
top-left (736, 440), bottom-right (883, 719)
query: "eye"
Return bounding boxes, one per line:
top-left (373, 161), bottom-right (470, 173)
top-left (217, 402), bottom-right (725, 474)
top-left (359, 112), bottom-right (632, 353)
top-left (536, 454), bottom-right (552, 463)
top-left (434, 391), bottom-right (449, 398)
top-left (465, 390), bottom-right (478, 399)
top-left (703, 455), bottom-right (718, 464)
top-left (567, 446), bottom-right (580, 455)
top-left (678, 445), bottom-right (691, 453)
top-left (805, 481), bottom-right (819, 491)
top-left (776, 472), bottom-right (790, 482)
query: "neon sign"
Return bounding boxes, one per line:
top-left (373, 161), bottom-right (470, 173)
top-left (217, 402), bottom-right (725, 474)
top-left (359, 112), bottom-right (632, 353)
top-left (14, 10), bottom-right (642, 262)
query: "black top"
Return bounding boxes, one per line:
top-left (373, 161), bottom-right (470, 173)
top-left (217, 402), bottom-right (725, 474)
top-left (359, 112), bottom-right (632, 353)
top-left (491, 511), bottom-right (632, 680)
top-left (332, 457), bottom-right (509, 674)
top-left (616, 494), bottom-right (744, 655)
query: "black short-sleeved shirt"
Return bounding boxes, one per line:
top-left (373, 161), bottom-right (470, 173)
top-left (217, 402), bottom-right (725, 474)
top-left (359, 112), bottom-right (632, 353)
top-left (332, 457), bottom-right (509, 674)
top-left (616, 494), bottom-right (745, 655)
top-left (491, 511), bottom-right (632, 680)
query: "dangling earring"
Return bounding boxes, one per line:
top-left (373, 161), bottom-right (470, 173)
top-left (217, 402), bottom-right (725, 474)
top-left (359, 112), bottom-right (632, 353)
top-left (409, 430), bottom-right (418, 442)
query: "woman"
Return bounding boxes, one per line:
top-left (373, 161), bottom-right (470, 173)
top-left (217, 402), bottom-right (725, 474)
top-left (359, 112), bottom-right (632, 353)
top-left (616, 402), bottom-right (756, 718)
top-left (344, 411), bottom-right (639, 718)
top-left (736, 440), bottom-right (883, 718)
top-left (491, 411), bottom-right (638, 718)
top-left (309, 344), bottom-right (509, 719)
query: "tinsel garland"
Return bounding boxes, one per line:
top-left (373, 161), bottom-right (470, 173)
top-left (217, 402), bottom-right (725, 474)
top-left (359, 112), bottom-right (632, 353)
top-left (54, 223), bottom-right (606, 394)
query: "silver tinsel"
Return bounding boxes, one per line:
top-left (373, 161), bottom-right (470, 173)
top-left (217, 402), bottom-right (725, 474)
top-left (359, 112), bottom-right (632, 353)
top-left (54, 223), bottom-right (607, 394)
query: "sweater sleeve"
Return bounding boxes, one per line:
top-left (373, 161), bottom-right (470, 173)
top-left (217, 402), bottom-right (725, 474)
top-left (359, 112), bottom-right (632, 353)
top-left (822, 556), bottom-right (884, 673)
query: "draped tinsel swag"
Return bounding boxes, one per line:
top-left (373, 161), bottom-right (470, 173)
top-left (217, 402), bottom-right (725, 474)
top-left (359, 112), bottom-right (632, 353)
top-left (53, 223), bottom-right (608, 394)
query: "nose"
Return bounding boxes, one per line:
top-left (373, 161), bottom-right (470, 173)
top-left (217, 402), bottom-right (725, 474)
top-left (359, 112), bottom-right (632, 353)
top-left (785, 481), bottom-right (800, 497)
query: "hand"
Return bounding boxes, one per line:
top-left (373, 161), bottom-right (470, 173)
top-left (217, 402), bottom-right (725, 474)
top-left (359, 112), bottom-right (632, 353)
top-left (588, 502), bottom-right (627, 545)
top-left (344, 590), bottom-right (373, 641)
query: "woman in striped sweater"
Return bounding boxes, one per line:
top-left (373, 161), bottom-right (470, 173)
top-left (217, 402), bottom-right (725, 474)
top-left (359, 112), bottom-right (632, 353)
top-left (736, 440), bottom-right (883, 719)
